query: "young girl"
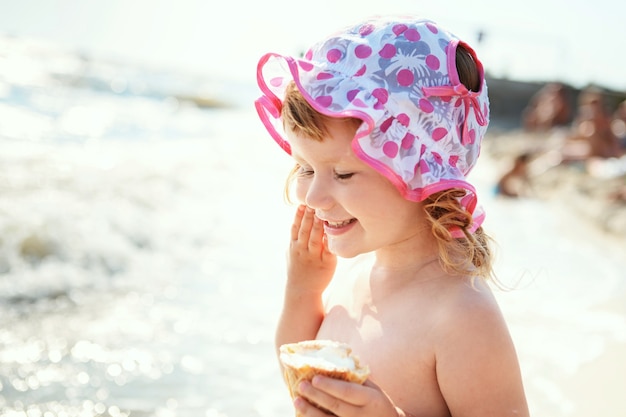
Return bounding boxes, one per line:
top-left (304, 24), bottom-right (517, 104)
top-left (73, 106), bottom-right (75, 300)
top-left (255, 15), bottom-right (529, 417)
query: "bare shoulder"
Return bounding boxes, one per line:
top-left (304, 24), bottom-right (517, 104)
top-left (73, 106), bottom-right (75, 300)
top-left (432, 277), bottom-right (529, 417)
top-left (433, 277), bottom-right (514, 357)
top-left (438, 278), bottom-right (506, 329)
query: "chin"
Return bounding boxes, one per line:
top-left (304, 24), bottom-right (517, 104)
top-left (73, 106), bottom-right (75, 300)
top-left (327, 241), bottom-right (363, 259)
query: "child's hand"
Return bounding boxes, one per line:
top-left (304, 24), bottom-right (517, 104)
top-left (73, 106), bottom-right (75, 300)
top-left (294, 376), bottom-right (401, 417)
top-left (287, 205), bottom-right (337, 294)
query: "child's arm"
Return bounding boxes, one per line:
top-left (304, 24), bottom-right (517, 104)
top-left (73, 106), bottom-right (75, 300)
top-left (434, 291), bottom-right (530, 417)
top-left (275, 205), bottom-right (337, 361)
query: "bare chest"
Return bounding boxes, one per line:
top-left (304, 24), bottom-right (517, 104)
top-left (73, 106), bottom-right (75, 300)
top-left (316, 287), bottom-right (449, 416)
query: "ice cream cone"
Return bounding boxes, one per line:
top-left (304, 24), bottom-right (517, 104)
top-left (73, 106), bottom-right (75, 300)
top-left (279, 340), bottom-right (370, 416)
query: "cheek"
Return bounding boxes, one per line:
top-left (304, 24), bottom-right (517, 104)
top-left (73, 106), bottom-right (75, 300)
top-left (294, 179), bottom-right (309, 203)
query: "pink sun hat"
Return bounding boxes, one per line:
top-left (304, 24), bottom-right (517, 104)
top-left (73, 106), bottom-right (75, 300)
top-left (255, 15), bottom-right (490, 235)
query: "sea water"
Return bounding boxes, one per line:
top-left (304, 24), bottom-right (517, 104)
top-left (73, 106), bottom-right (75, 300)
top-left (1, 35), bottom-right (625, 417)
top-left (0, 35), bottom-right (294, 417)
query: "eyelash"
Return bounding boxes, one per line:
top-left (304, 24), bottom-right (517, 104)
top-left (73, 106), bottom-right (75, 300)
top-left (335, 172), bottom-right (354, 180)
top-left (296, 166), bottom-right (354, 180)
top-left (296, 165), bottom-right (313, 176)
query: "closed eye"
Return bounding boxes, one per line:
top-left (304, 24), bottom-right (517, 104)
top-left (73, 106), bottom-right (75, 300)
top-left (297, 165), bottom-right (314, 177)
top-left (335, 172), bottom-right (354, 180)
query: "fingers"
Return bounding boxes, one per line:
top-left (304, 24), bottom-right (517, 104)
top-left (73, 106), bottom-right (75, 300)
top-left (298, 206), bottom-right (317, 245)
top-left (311, 376), bottom-right (369, 406)
top-left (293, 396), bottom-right (331, 417)
top-left (291, 205), bottom-right (315, 243)
top-left (308, 212), bottom-right (326, 253)
top-left (286, 205), bottom-right (337, 293)
top-left (290, 205), bottom-right (306, 241)
top-left (296, 377), bottom-right (368, 417)
top-left (291, 205), bottom-right (326, 253)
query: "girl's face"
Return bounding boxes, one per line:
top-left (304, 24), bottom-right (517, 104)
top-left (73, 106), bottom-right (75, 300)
top-left (288, 118), bottom-right (429, 259)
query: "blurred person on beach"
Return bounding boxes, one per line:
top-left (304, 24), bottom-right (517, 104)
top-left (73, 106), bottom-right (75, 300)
top-left (561, 87), bottom-right (624, 162)
top-left (495, 152), bottom-right (534, 198)
top-left (611, 99), bottom-right (626, 149)
top-left (255, 15), bottom-right (529, 417)
top-left (522, 82), bottom-right (572, 132)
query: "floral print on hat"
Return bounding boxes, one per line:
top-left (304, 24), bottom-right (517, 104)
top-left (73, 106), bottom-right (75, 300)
top-left (255, 15), bottom-right (489, 235)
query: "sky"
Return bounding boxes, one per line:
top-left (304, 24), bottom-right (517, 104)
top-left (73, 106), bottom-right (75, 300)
top-left (1, 0), bottom-right (625, 91)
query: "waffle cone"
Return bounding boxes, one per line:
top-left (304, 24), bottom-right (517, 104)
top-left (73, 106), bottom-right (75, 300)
top-left (279, 340), bottom-right (370, 416)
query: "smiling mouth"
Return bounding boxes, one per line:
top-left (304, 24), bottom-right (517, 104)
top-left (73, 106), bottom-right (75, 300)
top-left (325, 219), bottom-right (357, 228)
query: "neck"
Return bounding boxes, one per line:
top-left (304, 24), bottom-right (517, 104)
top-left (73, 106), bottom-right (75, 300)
top-left (372, 226), bottom-right (439, 269)
top-left (370, 241), bottom-right (443, 287)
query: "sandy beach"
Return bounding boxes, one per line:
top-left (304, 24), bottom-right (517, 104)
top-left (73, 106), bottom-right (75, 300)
top-left (485, 130), bottom-right (626, 231)
top-left (477, 126), bottom-right (626, 416)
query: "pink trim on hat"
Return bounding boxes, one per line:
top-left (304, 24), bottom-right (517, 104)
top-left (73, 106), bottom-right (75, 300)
top-left (255, 16), bottom-right (490, 234)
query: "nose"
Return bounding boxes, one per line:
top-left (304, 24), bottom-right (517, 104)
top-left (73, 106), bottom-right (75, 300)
top-left (302, 175), bottom-right (334, 210)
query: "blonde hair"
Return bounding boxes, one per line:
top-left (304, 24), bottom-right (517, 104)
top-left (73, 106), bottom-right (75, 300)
top-left (282, 82), bottom-right (362, 141)
top-left (422, 189), bottom-right (495, 280)
top-left (280, 46), bottom-right (496, 282)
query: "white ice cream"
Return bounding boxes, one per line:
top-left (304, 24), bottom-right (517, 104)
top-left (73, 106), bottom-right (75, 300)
top-left (280, 342), bottom-right (357, 371)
